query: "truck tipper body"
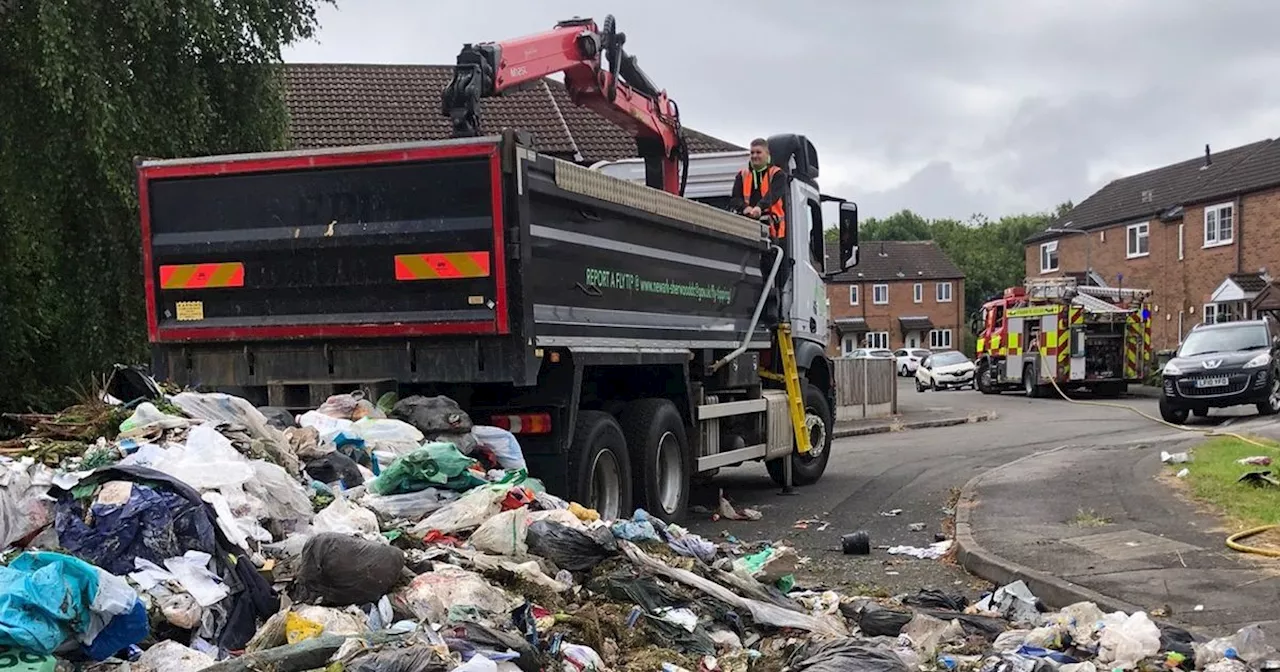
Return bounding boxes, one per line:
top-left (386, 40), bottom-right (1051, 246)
top-left (137, 131), bottom-right (860, 520)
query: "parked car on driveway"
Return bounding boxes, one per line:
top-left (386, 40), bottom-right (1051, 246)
top-left (1158, 318), bottom-right (1280, 423)
top-left (894, 348), bottom-right (932, 376)
top-left (846, 348), bottom-right (895, 360)
top-left (916, 350), bottom-right (977, 391)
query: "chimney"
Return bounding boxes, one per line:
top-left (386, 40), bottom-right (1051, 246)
top-left (1204, 144), bottom-right (1212, 168)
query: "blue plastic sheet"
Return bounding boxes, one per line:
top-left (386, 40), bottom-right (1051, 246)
top-left (0, 552), bottom-right (99, 654)
top-left (83, 599), bottom-right (147, 661)
top-left (55, 483), bottom-right (216, 576)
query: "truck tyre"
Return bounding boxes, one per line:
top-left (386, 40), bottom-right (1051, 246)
top-left (767, 383), bottom-right (833, 487)
top-left (568, 411), bottom-right (633, 521)
top-left (620, 399), bottom-right (691, 522)
top-left (1022, 364), bottom-right (1042, 398)
top-left (977, 362), bottom-right (997, 395)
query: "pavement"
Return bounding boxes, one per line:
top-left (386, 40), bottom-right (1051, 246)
top-left (685, 377), bottom-right (1280, 630)
top-left (957, 439), bottom-right (1280, 636)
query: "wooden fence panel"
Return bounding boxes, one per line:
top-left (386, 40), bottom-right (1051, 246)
top-left (833, 357), bottom-right (898, 418)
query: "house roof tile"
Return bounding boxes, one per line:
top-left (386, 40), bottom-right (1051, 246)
top-left (281, 63), bottom-right (742, 162)
top-left (823, 239), bottom-right (964, 282)
top-left (1027, 140), bottom-right (1274, 243)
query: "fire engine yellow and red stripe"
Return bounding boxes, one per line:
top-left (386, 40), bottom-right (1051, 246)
top-left (159, 262), bottom-right (245, 290)
top-left (394, 252), bottom-right (491, 281)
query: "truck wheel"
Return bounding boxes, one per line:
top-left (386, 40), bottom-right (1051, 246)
top-left (767, 383), bottom-right (833, 487)
top-left (620, 399), bottom-right (691, 522)
top-left (568, 411), bottom-right (633, 521)
top-left (1022, 364), bottom-right (1042, 398)
top-left (977, 362), bottom-right (997, 395)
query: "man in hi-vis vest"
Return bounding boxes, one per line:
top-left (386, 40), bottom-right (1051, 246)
top-left (729, 138), bottom-right (789, 323)
top-left (729, 138), bottom-right (787, 241)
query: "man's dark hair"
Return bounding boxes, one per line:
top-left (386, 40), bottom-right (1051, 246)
top-left (750, 138), bottom-right (768, 149)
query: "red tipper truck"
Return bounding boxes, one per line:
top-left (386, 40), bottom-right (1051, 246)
top-left (134, 16), bottom-right (860, 520)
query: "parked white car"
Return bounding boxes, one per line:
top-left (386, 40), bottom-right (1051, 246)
top-left (894, 348), bottom-right (932, 376)
top-left (915, 350), bottom-right (977, 391)
top-left (847, 348), bottom-right (894, 360)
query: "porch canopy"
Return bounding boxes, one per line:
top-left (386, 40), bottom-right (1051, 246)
top-left (898, 316), bottom-right (933, 331)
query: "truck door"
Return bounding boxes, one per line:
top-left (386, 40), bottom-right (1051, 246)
top-left (790, 180), bottom-right (827, 346)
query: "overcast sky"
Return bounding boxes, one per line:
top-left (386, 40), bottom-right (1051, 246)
top-left (283, 1), bottom-right (1280, 221)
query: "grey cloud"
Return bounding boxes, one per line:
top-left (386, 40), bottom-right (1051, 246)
top-left (284, 1), bottom-right (1280, 219)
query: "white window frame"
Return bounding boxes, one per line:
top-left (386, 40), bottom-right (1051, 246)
top-left (864, 331), bottom-right (889, 349)
top-left (1039, 241), bottom-right (1059, 273)
top-left (929, 329), bottom-right (953, 349)
top-left (1204, 202), bottom-right (1235, 248)
top-left (913, 283), bottom-right (923, 303)
top-left (1203, 303), bottom-right (1220, 325)
top-left (841, 335), bottom-right (857, 356)
top-left (1126, 222), bottom-right (1149, 258)
top-left (848, 284), bottom-right (859, 305)
top-left (872, 284), bottom-right (889, 305)
top-left (936, 281), bottom-right (953, 303)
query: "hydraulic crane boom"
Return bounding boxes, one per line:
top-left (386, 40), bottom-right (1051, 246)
top-left (441, 16), bottom-right (689, 195)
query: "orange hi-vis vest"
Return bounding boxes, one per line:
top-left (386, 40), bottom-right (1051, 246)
top-left (739, 166), bottom-right (786, 238)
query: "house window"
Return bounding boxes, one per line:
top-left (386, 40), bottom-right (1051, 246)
top-left (1204, 202), bottom-right (1234, 247)
top-left (1178, 223), bottom-right (1184, 261)
top-left (848, 285), bottom-right (859, 305)
top-left (1126, 222), bottom-right (1149, 258)
top-left (864, 331), bottom-right (889, 349)
top-left (1205, 301), bottom-right (1249, 325)
top-left (936, 281), bottom-right (953, 303)
top-left (929, 329), bottom-right (953, 349)
top-left (841, 335), bottom-right (857, 356)
top-left (1040, 241), bottom-right (1059, 272)
top-left (872, 284), bottom-right (889, 305)
top-left (913, 283), bottom-right (923, 303)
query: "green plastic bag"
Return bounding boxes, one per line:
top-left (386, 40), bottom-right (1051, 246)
top-left (368, 442), bottom-right (487, 495)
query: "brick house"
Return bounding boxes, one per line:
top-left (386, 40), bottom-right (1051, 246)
top-left (823, 240), bottom-right (966, 356)
top-left (1025, 140), bottom-right (1280, 351)
top-left (280, 63), bottom-right (740, 160)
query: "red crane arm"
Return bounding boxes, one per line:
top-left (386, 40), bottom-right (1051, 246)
top-left (442, 16), bottom-right (687, 195)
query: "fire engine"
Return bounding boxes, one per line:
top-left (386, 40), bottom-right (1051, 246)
top-left (974, 278), bottom-right (1153, 397)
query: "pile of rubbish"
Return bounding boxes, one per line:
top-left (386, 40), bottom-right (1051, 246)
top-left (0, 370), bottom-right (1276, 671)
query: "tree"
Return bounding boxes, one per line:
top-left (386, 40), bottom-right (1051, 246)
top-left (0, 0), bottom-right (331, 414)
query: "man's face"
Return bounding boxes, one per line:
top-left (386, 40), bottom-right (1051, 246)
top-left (749, 145), bottom-right (769, 168)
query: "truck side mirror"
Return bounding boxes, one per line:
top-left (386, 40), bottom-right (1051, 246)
top-left (839, 202), bottom-right (859, 270)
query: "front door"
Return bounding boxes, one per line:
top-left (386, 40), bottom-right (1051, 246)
top-left (906, 331), bottom-right (920, 348)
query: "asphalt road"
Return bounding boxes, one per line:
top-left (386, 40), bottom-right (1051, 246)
top-left (686, 377), bottom-right (1280, 597)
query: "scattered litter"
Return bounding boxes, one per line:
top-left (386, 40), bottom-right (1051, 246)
top-left (1238, 470), bottom-right (1280, 488)
top-left (1176, 468), bottom-right (1191, 478)
top-left (1238, 456), bottom-right (1273, 466)
top-left (7, 383), bottom-right (1280, 671)
top-left (887, 540), bottom-right (953, 560)
top-left (1162, 451), bottom-right (1192, 464)
top-left (717, 496), bottom-right (762, 521)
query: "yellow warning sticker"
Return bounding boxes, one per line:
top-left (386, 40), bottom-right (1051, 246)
top-left (175, 301), bottom-right (204, 321)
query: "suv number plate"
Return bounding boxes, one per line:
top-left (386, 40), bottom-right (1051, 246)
top-left (1196, 376), bottom-right (1229, 388)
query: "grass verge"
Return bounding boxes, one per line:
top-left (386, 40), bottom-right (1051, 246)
top-left (1174, 436), bottom-right (1280, 528)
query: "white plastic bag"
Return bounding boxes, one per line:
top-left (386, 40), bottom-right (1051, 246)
top-left (133, 640), bottom-right (216, 672)
top-left (316, 393), bottom-right (361, 419)
top-left (349, 418), bottom-right (425, 469)
top-left (246, 461), bottom-right (313, 532)
top-left (392, 565), bottom-right (518, 623)
top-left (360, 487), bottom-right (457, 521)
top-left (901, 613), bottom-right (965, 656)
top-left (171, 391), bottom-right (281, 444)
top-left (119, 402), bottom-right (191, 438)
top-left (299, 410), bottom-right (354, 442)
top-left (472, 425), bottom-right (527, 471)
top-left (312, 497), bottom-right (380, 536)
top-left (152, 425), bottom-right (256, 491)
top-left (470, 506), bottom-right (529, 556)
top-left (0, 459), bottom-right (55, 548)
top-left (410, 486), bottom-right (505, 535)
top-left (1098, 611), bottom-right (1161, 669)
